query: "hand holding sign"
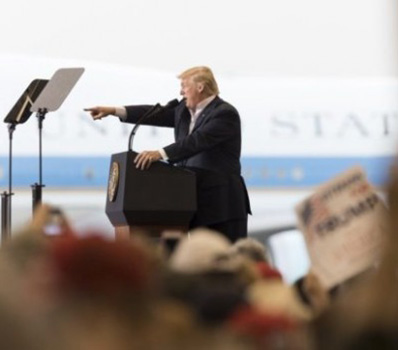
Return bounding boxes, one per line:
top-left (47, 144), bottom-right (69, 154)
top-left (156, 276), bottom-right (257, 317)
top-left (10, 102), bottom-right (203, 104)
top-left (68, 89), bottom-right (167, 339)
top-left (296, 166), bottom-right (388, 288)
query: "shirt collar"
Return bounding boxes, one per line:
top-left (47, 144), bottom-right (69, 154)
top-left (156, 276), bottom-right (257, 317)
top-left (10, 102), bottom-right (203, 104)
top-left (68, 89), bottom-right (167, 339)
top-left (189, 95), bottom-right (216, 117)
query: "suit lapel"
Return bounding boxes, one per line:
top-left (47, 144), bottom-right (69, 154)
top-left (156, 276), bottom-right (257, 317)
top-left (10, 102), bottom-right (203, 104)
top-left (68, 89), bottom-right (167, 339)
top-left (191, 96), bottom-right (222, 133)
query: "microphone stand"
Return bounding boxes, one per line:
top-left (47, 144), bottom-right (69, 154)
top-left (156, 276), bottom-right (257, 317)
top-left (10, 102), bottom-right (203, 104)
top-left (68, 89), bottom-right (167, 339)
top-left (127, 104), bottom-right (161, 152)
top-left (1, 123), bottom-right (16, 242)
top-left (127, 99), bottom-right (179, 152)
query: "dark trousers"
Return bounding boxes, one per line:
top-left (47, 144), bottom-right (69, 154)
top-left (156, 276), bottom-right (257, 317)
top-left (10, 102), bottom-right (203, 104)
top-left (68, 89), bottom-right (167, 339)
top-left (206, 218), bottom-right (248, 243)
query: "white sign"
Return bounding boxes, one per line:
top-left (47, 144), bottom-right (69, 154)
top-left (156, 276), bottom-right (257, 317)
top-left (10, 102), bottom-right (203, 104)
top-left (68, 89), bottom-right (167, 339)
top-left (295, 166), bottom-right (388, 288)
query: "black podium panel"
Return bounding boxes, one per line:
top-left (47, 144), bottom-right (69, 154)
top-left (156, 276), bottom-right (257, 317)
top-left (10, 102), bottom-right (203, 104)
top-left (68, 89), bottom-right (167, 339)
top-left (106, 151), bottom-right (196, 226)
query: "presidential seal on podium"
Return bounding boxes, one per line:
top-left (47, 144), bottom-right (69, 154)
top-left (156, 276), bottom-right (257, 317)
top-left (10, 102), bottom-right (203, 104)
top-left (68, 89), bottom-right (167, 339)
top-left (108, 161), bottom-right (120, 202)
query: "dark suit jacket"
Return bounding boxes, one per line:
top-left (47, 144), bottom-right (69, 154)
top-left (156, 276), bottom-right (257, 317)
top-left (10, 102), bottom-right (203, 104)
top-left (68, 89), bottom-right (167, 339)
top-left (124, 96), bottom-right (251, 227)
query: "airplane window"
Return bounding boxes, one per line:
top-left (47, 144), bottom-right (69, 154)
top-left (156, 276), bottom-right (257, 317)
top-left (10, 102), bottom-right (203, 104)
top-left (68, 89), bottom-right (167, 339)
top-left (276, 169), bottom-right (286, 179)
top-left (291, 167), bottom-right (304, 181)
top-left (267, 229), bottom-right (310, 284)
top-left (84, 168), bottom-right (95, 180)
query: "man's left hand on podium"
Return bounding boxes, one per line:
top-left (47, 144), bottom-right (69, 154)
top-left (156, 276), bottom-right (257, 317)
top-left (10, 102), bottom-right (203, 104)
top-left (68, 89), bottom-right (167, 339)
top-left (134, 150), bottom-right (162, 170)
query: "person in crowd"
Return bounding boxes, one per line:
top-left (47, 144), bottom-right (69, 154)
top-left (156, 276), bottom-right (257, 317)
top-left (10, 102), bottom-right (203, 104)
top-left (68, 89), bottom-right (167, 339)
top-left (169, 228), bottom-right (234, 274)
top-left (293, 271), bottom-right (330, 317)
top-left (164, 229), bottom-right (248, 325)
top-left (231, 238), bottom-right (283, 281)
top-left (85, 66), bottom-right (251, 242)
top-left (231, 238), bottom-right (271, 264)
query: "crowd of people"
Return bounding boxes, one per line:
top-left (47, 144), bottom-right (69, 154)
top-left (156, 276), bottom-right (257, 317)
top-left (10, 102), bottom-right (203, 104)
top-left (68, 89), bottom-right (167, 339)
top-left (0, 165), bottom-right (396, 350)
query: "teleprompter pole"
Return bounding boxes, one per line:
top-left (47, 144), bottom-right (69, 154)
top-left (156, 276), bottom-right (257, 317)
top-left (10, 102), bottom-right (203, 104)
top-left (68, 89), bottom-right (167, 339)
top-left (31, 109), bottom-right (46, 213)
top-left (1, 123), bottom-right (16, 242)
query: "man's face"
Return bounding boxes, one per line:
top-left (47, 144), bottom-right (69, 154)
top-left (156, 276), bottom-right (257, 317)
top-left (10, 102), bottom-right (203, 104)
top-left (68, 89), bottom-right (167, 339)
top-left (180, 77), bottom-right (203, 110)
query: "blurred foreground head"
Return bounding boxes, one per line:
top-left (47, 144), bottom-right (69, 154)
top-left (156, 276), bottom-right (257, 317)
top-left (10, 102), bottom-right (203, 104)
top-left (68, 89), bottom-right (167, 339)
top-left (169, 228), bottom-right (236, 274)
top-left (231, 238), bottom-right (271, 264)
top-left (50, 235), bottom-right (152, 298)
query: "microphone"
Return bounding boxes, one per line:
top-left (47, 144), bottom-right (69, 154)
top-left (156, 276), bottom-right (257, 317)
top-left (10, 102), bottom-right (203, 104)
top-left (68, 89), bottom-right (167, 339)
top-left (128, 99), bottom-right (180, 152)
top-left (162, 98), bottom-right (179, 109)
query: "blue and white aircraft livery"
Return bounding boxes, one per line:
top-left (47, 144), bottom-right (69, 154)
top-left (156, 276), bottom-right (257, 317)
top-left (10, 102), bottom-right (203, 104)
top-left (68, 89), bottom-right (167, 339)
top-left (0, 54), bottom-right (398, 234)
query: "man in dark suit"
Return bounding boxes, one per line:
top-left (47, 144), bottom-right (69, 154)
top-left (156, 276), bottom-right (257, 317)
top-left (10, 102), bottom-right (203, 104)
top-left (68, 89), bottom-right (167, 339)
top-left (85, 66), bottom-right (251, 242)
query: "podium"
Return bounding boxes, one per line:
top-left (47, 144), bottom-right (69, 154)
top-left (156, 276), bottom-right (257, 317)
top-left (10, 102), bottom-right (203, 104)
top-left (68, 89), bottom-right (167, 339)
top-left (105, 151), bottom-right (197, 239)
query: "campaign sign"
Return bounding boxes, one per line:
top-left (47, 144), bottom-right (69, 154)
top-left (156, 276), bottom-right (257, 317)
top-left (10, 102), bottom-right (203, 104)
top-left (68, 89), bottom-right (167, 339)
top-left (296, 166), bottom-right (388, 288)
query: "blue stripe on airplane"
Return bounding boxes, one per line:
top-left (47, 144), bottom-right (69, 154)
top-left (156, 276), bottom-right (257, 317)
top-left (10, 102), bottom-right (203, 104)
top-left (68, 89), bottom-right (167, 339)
top-left (241, 156), bottom-right (393, 187)
top-left (0, 156), bottom-right (393, 189)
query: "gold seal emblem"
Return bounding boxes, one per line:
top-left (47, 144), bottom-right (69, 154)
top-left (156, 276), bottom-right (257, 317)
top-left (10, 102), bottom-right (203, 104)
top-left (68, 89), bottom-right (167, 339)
top-left (108, 161), bottom-right (120, 202)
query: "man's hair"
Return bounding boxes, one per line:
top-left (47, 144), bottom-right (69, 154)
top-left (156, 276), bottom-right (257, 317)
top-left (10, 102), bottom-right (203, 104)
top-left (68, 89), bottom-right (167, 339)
top-left (178, 66), bottom-right (220, 96)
